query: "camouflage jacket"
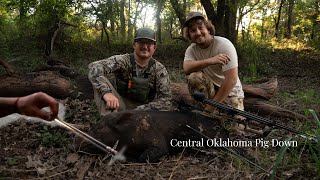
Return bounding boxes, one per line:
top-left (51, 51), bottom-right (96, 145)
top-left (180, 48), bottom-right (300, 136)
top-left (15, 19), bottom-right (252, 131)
top-left (88, 54), bottom-right (172, 110)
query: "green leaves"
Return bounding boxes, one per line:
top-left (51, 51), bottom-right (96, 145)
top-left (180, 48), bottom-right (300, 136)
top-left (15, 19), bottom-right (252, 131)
top-left (271, 137), bottom-right (292, 180)
top-left (40, 126), bottom-right (70, 147)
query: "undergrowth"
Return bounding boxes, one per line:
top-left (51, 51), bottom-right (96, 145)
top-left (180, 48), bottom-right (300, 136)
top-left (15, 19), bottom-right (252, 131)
top-left (271, 110), bottom-right (320, 179)
top-left (40, 126), bottom-right (70, 147)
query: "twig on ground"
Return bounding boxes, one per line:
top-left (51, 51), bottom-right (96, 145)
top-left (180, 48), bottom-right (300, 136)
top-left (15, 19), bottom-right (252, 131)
top-left (121, 162), bottom-right (160, 166)
top-left (0, 168), bottom-right (37, 172)
top-left (32, 169), bottom-right (71, 180)
top-left (298, 138), bottom-right (307, 160)
top-left (169, 147), bottom-right (186, 180)
top-left (187, 176), bottom-right (210, 180)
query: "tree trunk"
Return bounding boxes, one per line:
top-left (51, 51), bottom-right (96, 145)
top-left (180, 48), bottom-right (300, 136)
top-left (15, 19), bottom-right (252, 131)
top-left (100, 28), bottom-right (104, 45)
top-left (216, 0), bottom-right (226, 36)
top-left (131, 1), bottom-right (141, 40)
top-left (275, 0), bottom-right (285, 38)
top-left (261, 8), bottom-right (267, 40)
top-left (169, 0), bottom-right (186, 37)
top-left (109, 0), bottom-right (115, 37)
top-left (285, 0), bottom-right (294, 39)
top-left (127, 0), bottom-right (132, 42)
top-left (101, 21), bottom-right (111, 47)
top-left (0, 58), bottom-right (15, 76)
top-left (18, 0), bottom-right (27, 37)
top-left (224, 0), bottom-right (238, 44)
top-left (155, 0), bottom-right (165, 44)
top-left (169, 15), bottom-right (174, 39)
top-left (200, 0), bottom-right (223, 36)
top-left (236, 8), bottom-right (244, 42)
top-left (129, 2), bottom-right (143, 41)
top-left (45, 17), bottom-right (61, 56)
top-left (89, 1), bottom-right (110, 47)
top-left (156, 17), bottom-right (162, 44)
top-left (120, 0), bottom-right (126, 43)
top-left (236, 0), bottom-right (261, 41)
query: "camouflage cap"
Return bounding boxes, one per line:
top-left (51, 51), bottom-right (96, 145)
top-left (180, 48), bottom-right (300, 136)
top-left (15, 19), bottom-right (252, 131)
top-left (134, 27), bottom-right (156, 42)
top-left (184, 12), bottom-right (205, 27)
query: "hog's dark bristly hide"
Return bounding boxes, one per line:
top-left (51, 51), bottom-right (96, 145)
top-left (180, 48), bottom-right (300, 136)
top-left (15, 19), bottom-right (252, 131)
top-left (75, 110), bottom-right (229, 162)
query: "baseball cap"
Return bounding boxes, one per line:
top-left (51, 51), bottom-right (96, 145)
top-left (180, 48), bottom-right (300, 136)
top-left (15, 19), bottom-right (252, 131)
top-left (134, 27), bottom-right (156, 42)
top-left (184, 12), bottom-right (205, 27)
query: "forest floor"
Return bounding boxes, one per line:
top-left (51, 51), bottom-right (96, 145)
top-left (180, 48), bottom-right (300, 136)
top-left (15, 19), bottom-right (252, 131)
top-left (0, 49), bottom-right (320, 179)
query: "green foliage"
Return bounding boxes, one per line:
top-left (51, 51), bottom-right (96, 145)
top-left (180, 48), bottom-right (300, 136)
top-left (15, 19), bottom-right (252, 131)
top-left (271, 37), bottom-right (313, 51)
top-left (0, 41), bottom-right (10, 59)
top-left (280, 89), bottom-right (320, 105)
top-left (307, 110), bottom-right (320, 177)
top-left (40, 125), bottom-right (69, 147)
top-left (0, 0), bottom-right (319, 49)
top-left (309, 109), bottom-right (320, 127)
top-left (270, 110), bottom-right (320, 178)
top-left (154, 40), bottom-right (189, 64)
top-left (0, 38), bottom-right (45, 74)
top-left (5, 157), bottom-right (18, 166)
top-left (241, 0), bottom-right (320, 50)
top-left (237, 39), bottom-right (262, 82)
top-left (161, 1), bottom-right (184, 40)
top-left (168, 68), bottom-right (185, 83)
top-left (271, 137), bottom-right (292, 180)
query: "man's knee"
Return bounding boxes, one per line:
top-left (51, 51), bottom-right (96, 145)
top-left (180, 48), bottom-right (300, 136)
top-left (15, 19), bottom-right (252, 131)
top-left (187, 72), bottom-right (214, 98)
top-left (229, 97), bottom-right (244, 111)
top-left (187, 72), bottom-right (203, 85)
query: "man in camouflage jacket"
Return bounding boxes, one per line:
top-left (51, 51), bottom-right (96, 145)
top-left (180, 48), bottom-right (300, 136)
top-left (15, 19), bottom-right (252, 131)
top-left (88, 27), bottom-right (172, 115)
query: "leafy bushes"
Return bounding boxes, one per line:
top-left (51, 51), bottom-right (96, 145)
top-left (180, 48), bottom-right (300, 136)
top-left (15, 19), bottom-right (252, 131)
top-left (40, 126), bottom-right (69, 147)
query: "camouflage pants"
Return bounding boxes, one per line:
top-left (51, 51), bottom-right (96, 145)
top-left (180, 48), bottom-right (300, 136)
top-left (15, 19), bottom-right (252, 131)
top-left (93, 74), bottom-right (143, 116)
top-left (187, 72), bottom-right (244, 111)
top-left (93, 77), bottom-right (126, 116)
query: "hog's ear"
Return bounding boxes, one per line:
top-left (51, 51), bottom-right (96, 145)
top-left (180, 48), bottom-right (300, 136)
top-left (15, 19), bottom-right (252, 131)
top-left (114, 112), bottom-right (135, 125)
top-left (113, 111), bottom-right (150, 126)
top-left (102, 111), bottom-right (133, 126)
top-left (109, 111), bottom-right (138, 133)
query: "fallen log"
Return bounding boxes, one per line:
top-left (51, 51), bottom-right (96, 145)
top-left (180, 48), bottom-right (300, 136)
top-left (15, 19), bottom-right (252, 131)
top-left (171, 80), bottom-right (307, 121)
top-left (0, 71), bottom-right (278, 100)
top-left (0, 71), bottom-right (72, 98)
top-left (243, 77), bottom-right (278, 100)
top-left (0, 71), bottom-right (306, 121)
top-left (244, 98), bottom-right (308, 121)
top-left (171, 78), bottom-right (278, 105)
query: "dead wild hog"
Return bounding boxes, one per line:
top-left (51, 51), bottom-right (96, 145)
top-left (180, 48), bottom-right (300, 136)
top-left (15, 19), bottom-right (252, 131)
top-left (75, 110), bottom-right (229, 162)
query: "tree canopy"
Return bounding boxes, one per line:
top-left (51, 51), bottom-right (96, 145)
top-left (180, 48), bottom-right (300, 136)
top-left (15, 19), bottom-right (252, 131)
top-left (0, 0), bottom-right (318, 45)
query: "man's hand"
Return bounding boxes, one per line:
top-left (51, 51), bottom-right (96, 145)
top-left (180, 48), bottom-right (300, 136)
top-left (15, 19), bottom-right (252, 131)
top-left (204, 104), bottom-right (218, 114)
top-left (16, 92), bottom-right (59, 121)
top-left (103, 93), bottom-right (119, 111)
top-left (210, 54), bottom-right (230, 65)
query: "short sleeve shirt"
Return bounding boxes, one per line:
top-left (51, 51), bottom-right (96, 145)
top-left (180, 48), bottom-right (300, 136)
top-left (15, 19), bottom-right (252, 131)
top-left (184, 36), bottom-right (244, 98)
